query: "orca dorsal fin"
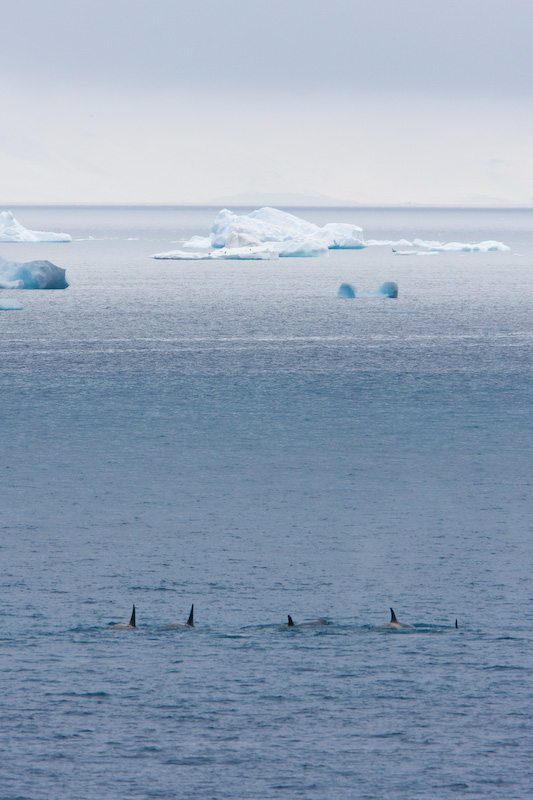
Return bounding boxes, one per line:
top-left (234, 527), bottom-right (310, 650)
top-left (129, 605), bottom-right (136, 628)
top-left (455, 619), bottom-right (458, 629)
top-left (186, 604), bottom-right (194, 627)
top-left (390, 608), bottom-right (398, 624)
top-left (288, 615), bottom-right (295, 627)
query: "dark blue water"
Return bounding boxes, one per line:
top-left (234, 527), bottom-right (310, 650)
top-left (1, 207), bottom-right (532, 799)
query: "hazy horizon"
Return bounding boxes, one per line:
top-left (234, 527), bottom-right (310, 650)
top-left (3, 199), bottom-right (533, 210)
top-left (2, 0), bottom-right (532, 207)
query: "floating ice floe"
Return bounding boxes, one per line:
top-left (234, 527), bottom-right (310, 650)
top-left (424, 239), bottom-right (509, 252)
top-left (0, 257), bottom-right (69, 289)
top-left (367, 237), bottom-right (509, 253)
top-left (152, 207), bottom-right (364, 260)
top-left (154, 244), bottom-right (274, 260)
top-left (152, 241), bottom-right (329, 260)
top-left (0, 299), bottom-right (23, 310)
top-left (338, 282), bottom-right (398, 299)
top-left (392, 251), bottom-right (439, 256)
top-left (0, 211), bottom-right (71, 243)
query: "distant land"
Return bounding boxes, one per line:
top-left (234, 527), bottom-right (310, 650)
top-left (2, 195), bottom-right (531, 209)
top-left (204, 192), bottom-right (360, 208)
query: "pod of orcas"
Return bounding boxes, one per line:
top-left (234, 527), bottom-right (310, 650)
top-left (109, 605), bottom-right (458, 630)
top-left (109, 604), bottom-right (194, 630)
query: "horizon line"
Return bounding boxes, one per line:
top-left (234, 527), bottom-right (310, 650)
top-left (2, 202), bottom-right (532, 211)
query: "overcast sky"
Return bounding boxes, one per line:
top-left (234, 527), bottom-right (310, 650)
top-left (2, 0), bottom-right (532, 205)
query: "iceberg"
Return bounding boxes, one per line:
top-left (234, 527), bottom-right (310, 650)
top-left (0, 211), bottom-right (71, 243)
top-left (338, 281), bottom-right (398, 299)
top-left (0, 257), bottom-right (69, 289)
top-left (175, 206), bottom-right (364, 256)
top-left (154, 207), bottom-right (509, 261)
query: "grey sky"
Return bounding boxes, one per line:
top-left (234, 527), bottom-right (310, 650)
top-left (2, 0), bottom-right (532, 204)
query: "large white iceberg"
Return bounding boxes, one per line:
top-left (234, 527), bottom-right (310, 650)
top-left (203, 207), bottom-right (364, 249)
top-left (157, 207), bottom-right (364, 259)
top-left (0, 211), bottom-right (71, 243)
top-left (0, 257), bottom-right (69, 289)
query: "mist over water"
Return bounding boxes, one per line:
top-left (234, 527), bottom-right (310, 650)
top-left (1, 206), bottom-right (532, 799)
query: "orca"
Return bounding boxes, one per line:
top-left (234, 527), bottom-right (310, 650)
top-left (287, 615), bottom-right (328, 628)
top-left (386, 607), bottom-right (413, 629)
top-left (163, 604), bottom-right (195, 630)
top-left (109, 605), bottom-right (136, 630)
top-left (455, 619), bottom-right (458, 629)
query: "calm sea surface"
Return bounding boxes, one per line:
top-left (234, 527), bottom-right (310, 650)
top-left (1, 206), bottom-right (532, 799)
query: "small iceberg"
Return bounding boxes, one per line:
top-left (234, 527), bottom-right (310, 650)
top-left (0, 211), bottom-right (71, 243)
top-left (337, 283), bottom-right (357, 298)
top-left (0, 299), bottom-right (23, 310)
top-left (0, 257), bottom-right (69, 289)
top-left (338, 281), bottom-right (398, 299)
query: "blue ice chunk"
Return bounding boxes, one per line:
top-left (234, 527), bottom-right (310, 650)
top-left (379, 281), bottom-right (398, 298)
top-left (337, 283), bottom-right (357, 298)
top-left (337, 281), bottom-right (398, 299)
top-left (0, 257), bottom-right (68, 289)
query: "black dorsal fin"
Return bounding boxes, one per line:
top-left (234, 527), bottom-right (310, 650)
top-left (390, 608), bottom-right (398, 624)
top-left (455, 619), bottom-right (458, 628)
top-left (186, 604), bottom-right (194, 627)
top-left (129, 605), bottom-right (136, 628)
top-left (288, 615), bottom-right (295, 627)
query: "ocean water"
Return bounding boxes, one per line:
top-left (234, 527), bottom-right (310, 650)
top-left (1, 206), bottom-right (532, 799)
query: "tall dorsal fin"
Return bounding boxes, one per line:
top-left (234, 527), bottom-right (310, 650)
top-left (186, 604), bottom-right (194, 627)
top-left (390, 607), bottom-right (398, 624)
top-left (455, 619), bottom-right (458, 629)
top-left (129, 605), bottom-right (136, 628)
top-left (288, 615), bottom-right (295, 627)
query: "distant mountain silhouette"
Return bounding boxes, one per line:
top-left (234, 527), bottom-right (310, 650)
top-left (205, 191), bottom-right (359, 208)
